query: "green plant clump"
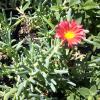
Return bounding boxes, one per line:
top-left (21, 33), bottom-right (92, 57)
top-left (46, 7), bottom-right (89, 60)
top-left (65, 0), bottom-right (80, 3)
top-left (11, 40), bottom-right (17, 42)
top-left (0, 0), bottom-right (100, 100)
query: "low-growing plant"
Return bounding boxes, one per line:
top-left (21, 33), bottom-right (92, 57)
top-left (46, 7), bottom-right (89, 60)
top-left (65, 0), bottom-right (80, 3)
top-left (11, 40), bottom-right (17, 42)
top-left (0, 0), bottom-right (100, 100)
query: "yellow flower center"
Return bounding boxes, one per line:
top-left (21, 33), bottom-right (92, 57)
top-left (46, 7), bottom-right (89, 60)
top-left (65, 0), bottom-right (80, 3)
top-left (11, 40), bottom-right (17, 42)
top-left (64, 31), bottom-right (75, 39)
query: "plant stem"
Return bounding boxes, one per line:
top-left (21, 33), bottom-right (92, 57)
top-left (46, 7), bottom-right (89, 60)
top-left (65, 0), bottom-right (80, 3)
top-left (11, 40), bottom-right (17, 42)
top-left (47, 40), bottom-right (63, 60)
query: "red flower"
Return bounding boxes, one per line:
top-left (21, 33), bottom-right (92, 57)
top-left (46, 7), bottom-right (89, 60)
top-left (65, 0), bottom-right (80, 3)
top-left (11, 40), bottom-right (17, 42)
top-left (55, 20), bottom-right (85, 48)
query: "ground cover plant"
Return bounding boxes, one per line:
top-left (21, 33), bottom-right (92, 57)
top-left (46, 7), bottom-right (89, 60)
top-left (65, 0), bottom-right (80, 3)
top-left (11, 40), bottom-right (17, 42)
top-left (0, 0), bottom-right (100, 100)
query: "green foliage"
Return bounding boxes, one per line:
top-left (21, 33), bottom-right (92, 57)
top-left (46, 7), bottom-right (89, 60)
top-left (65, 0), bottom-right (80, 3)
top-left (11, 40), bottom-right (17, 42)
top-left (0, 0), bottom-right (100, 99)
